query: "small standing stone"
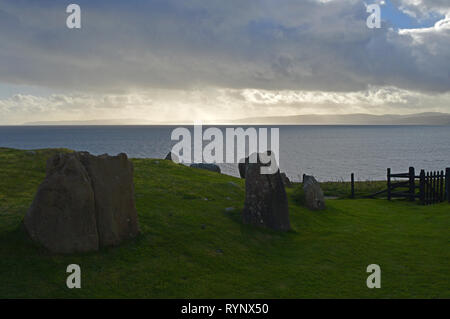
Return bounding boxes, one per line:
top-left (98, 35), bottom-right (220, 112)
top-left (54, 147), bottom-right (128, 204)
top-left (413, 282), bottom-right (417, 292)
top-left (165, 152), bottom-right (179, 163)
top-left (302, 174), bottom-right (326, 210)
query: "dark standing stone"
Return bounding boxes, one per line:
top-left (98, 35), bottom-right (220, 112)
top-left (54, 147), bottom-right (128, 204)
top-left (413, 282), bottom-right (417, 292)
top-left (302, 174), bottom-right (326, 210)
top-left (242, 152), bottom-right (290, 231)
top-left (238, 160), bottom-right (247, 178)
top-left (280, 173), bottom-right (292, 188)
top-left (165, 152), bottom-right (179, 163)
top-left (190, 163), bottom-right (221, 173)
top-left (24, 153), bottom-right (99, 253)
top-left (78, 152), bottom-right (140, 247)
top-left (238, 153), bottom-right (264, 179)
top-left (24, 152), bottom-right (140, 253)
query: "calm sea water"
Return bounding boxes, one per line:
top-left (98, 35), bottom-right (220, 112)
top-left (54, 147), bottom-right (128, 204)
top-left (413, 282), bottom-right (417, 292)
top-left (1, 125), bottom-right (449, 182)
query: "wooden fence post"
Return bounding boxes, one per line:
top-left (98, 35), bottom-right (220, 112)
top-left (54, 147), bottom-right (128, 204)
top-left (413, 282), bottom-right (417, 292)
top-left (351, 173), bottom-right (355, 199)
top-left (409, 167), bottom-right (415, 201)
top-left (435, 171), bottom-right (439, 203)
top-left (435, 171), bottom-right (438, 203)
top-left (445, 167), bottom-right (450, 203)
top-left (387, 168), bottom-right (391, 201)
top-left (436, 171), bottom-right (440, 203)
top-left (428, 172), bottom-right (432, 205)
top-left (432, 171), bottom-right (437, 204)
top-left (419, 170), bottom-right (425, 205)
top-left (436, 171), bottom-right (440, 202)
top-left (439, 170), bottom-right (444, 202)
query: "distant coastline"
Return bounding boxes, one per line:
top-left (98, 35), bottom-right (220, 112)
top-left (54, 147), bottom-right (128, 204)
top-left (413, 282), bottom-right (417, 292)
top-left (21, 112), bottom-right (450, 126)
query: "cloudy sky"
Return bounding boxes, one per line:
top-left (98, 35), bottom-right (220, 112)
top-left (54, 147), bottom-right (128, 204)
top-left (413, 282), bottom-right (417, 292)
top-left (0, 0), bottom-right (449, 124)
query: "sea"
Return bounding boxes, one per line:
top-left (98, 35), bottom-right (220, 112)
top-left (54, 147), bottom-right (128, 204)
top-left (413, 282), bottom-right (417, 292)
top-left (0, 125), bottom-right (449, 182)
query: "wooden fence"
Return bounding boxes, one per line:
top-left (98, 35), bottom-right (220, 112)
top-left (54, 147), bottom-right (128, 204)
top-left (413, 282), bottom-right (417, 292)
top-left (363, 167), bottom-right (450, 205)
top-left (419, 170), bottom-right (448, 205)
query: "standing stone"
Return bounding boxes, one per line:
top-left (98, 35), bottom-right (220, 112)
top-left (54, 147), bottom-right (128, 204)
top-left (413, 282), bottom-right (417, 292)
top-left (165, 151), bottom-right (179, 163)
top-left (238, 159), bottom-right (248, 178)
top-left (24, 152), bottom-right (140, 253)
top-left (24, 153), bottom-right (99, 253)
top-left (242, 152), bottom-right (290, 231)
top-left (280, 173), bottom-right (292, 188)
top-left (238, 154), bottom-right (258, 179)
top-left (302, 174), bottom-right (326, 210)
top-left (78, 152), bottom-right (140, 247)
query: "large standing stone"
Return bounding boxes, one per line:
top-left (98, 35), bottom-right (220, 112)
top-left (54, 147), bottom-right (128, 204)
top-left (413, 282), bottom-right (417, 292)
top-left (24, 152), bottom-right (140, 253)
top-left (78, 152), bottom-right (140, 247)
top-left (24, 153), bottom-right (99, 253)
top-left (242, 152), bottom-right (290, 231)
top-left (302, 174), bottom-right (326, 210)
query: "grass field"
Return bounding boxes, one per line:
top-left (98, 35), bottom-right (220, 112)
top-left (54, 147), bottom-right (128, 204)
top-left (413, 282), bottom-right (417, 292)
top-left (0, 147), bottom-right (448, 298)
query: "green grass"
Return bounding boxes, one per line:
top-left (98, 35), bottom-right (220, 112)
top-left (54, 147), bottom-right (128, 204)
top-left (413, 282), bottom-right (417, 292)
top-left (0, 147), bottom-right (449, 298)
top-left (320, 180), bottom-right (387, 198)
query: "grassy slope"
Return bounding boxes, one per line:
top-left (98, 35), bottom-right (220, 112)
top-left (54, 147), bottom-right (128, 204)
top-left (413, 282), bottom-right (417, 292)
top-left (0, 147), bottom-right (448, 298)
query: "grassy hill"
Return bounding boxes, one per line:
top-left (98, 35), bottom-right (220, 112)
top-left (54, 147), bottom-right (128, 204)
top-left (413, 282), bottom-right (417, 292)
top-left (0, 147), bottom-right (448, 298)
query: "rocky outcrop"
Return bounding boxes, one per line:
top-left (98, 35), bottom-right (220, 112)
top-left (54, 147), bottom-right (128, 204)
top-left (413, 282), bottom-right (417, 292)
top-left (190, 163), bottom-right (221, 173)
top-left (302, 174), bottom-right (326, 210)
top-left (242, 152), bottom-right (290, 231)
top-left (24, 152), bottom-right (139, 254)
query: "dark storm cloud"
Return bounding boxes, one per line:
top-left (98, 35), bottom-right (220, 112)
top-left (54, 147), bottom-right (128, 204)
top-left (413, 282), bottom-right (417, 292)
top-left (0, 0), bottom-right (449, 93)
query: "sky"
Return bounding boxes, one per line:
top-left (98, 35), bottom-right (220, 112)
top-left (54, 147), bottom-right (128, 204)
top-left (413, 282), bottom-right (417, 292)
top-left (0, 0), bottom-right (449, 124)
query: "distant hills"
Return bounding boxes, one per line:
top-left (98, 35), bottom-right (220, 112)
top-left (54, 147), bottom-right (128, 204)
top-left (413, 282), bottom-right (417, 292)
top-left (229, 112), bottom-right (450, 125)
top-left (23, 112), bottom-right (450, 125)
top-left (23, 119), bottom-right (157, 125)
